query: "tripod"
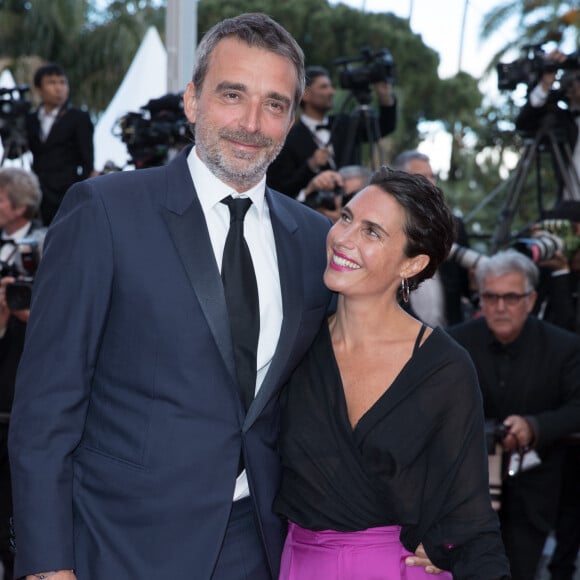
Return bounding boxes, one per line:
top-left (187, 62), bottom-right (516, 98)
top-left (489, 118), bottom-right (580, 253)
top-left (337, 89), bottom-right (385, 169)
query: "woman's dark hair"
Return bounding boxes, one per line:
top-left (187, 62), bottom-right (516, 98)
top-left (368, 165), bottom-right (456, 288)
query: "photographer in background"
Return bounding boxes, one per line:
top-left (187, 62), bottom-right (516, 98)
top-left (0, 168), bottom-right (42, 580)
top-left (267, 65), bottom-right (396, 198)
top-left (515, 50), bottom-right (580, 201)
top-left (302, 164), bottom-right (372, 222)
top-left (529, 200), bottom-right (580, 580)
top-left (26, 63), bottom-right (95, 226)
top-left (447, 250), bottom-right (580, 580)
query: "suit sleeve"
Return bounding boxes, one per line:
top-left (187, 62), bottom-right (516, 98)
top-left (75, 110), bottom-right (95, 178)
top-left (8, 180), bottom-right (113, 575)
top-left (532, 332), bottom-right (580, 448)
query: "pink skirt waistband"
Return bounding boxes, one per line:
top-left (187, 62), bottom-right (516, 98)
top-left (287, 522), bottom-right (403, 546)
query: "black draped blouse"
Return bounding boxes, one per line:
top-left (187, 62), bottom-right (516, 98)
top-left (274, 322), bottom-right (510, 579)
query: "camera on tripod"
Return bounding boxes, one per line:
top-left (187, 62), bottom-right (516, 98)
top-left (497, 44), bottom-right (580, 91)
top-left (115, 93), bottom-right (189, 169)
top-left (0, 235), bottom-right (43, 310)
top-left (0, 85), bottom-right (31, 160)
top-left (334, 48), bottom-right (396, 96)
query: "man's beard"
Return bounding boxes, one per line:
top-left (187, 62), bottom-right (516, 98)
top-left (195, 122), bottom-right (285, 191)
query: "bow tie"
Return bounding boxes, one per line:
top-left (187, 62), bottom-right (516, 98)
top-left (315, 123), bottom-right (331, 131)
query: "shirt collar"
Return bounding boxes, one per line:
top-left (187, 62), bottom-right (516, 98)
top-left (187, 146), bottom-right (267, 219)
top-left (1, 222), bottom-right (31, 242)
top-left (487, 317), bottom-right (530, 356)
top-left (301, 113), bottom-right (329, 132)
top-left (38, 105), bottom-right (61, 121)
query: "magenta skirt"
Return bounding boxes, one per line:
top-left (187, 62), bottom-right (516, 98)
top-left (279, 522), bottom-right (453, 580)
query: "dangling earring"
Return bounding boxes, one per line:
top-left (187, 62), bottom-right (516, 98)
top-left (401, 278), bottom-right (410, 303)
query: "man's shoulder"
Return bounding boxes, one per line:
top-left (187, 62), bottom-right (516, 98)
top-left (446, 317), bottom-right (488, 342)
top-left (267, 187), bottom-right (331, 229)
top-left (531, 316), bottom-right (580, 347)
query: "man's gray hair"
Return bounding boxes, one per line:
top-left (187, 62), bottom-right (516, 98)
top-left (475, 249), bottom-right (539, 292)
top-left (338, 165), bottom-right (373, 182)
top-left (193, 13), bottom-right (305, 113)
top-left (391, 150), bottom-right (431, 171)
top-left (0, 168), bottom-right (42, 220)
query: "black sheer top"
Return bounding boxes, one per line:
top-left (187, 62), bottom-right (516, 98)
top-left (274, 321), bottom-right (510, 579)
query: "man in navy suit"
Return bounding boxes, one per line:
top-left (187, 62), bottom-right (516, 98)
top-left (9, 14), bottom-right (332, 580)
top-left (26, 63), bottom-right (95, 226)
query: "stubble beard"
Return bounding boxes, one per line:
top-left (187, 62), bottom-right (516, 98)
top-left (195, 119), bottom-right (285, 191)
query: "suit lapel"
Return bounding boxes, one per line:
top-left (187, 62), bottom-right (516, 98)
top-left (160, 151), bottom-right (237, 385)
top-left (244, 190), bottom-right (303, 429)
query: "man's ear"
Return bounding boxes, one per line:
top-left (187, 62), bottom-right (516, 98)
top-left (183, 82), bottom-right (197, 124)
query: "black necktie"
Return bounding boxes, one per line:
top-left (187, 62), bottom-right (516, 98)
top-left (221, 196), bottom-right (260, 412)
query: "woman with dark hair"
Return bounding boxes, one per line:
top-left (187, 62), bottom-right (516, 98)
top-left (275, 167), bottom-right (510, 579)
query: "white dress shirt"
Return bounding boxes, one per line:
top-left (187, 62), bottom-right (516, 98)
top-left (187, 147), bottom-right (283, 501)
top-left (37, 106), bottom-right (60, 141)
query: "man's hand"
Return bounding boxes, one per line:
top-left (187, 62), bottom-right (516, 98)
top-left (0, 275), bottom-right (30, 325)
top-left (307, 147), bottom-right (332, 172)
top-left (538, 250), bottom-right (570, 272)
top-left (540, 50), bottom-right (567, 91)
top-left (304, 170), bottom-right (343, 197)
top-left (0, 276), bottom-right (15, 329)
top-left (503, 415), bottom-right (534, 450)
top-left (26, 571), bottom-right (76, 580)
top-left (373, 80), bottom-right (395, 106)
top-left (405, 543), bottom-right (443, 574)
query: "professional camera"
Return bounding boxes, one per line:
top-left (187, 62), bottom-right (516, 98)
top-left (334, 47), bottom-right (396, 95)
top-left (0, 233), bottom-right (44, 310)
top-left (304, 184), bottom-right (345, 212)
top-left (447, 243), bottom-right (489, 270)
top-left (497, 44), bottom-right (580, 91)
top-left (115, 93), bottom-right (189, 169)
top-left (511, 219), bottom-right (580, 263)
top-left (0, 85), bottom-right (31, 159)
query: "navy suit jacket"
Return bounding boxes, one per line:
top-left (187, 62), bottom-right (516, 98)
top-left (9, 149), bottom-right (332, 579)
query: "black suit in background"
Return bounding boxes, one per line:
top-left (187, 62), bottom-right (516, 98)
top-left (447, 317), bottom-right (580, 580)
top-left (267, 104), bottom-right (396, 198)
top-left (26, 102), bottom-right (94, 225)
top-left (534, 269), bottom-right (580, 580)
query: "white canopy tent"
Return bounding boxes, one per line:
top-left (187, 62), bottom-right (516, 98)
top-left (94, 26), bottom-right (168, 172)
top-left (0, 68), bottom-right (33, 168)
